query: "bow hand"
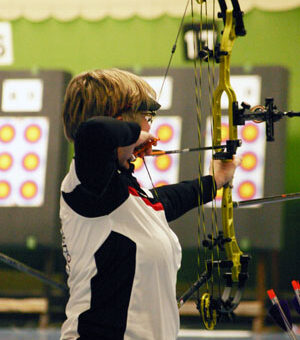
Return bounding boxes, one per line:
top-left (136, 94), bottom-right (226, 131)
top-left (210, 156), bottom-right (241, 190)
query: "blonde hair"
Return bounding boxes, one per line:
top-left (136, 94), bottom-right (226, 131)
top-left (62, 68), bottom-right (158, 142)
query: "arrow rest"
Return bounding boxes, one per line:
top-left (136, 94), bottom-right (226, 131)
top-left (213, 139), bottom-right (242, 160)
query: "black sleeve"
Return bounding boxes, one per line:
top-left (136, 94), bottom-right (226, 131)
top-left (74, 116), bottom-right (141, 193)
top-left (150, 176), bottom-right (216, 222)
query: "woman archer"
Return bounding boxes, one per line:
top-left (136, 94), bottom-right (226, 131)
top-left (59, 68), bottom-right (240, 340)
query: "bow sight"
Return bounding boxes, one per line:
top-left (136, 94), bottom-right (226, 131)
top-left (233, 98), bottom-right (300, 141)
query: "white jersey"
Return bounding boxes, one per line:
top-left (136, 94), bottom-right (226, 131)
top-left (60, 117), bottom-right (215, 340)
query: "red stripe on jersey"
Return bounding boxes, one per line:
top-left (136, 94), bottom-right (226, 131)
top-left (128, 186), bottom-right (164, 211)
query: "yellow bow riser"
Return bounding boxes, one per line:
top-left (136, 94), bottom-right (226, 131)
top-left (212, 9), bottom-right (242, 282)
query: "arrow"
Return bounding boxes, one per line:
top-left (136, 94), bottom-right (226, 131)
top-left (233, 192), bottom-right (300, 208)
top-left (0, 252), bottom-right (68, 292)
top-left (146, 139), bottom-right (242, 157)
top-left (292, 280), bottom-right (300, 315)
top-left (267, 289), bottom-right (296, 340)
top-left (149, 144), bottom-right (227, 156)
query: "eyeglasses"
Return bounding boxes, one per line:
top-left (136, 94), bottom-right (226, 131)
top-left (143, 112), bottom-right (156, 125)
top-left (144, 115), bottom-right (153, 124)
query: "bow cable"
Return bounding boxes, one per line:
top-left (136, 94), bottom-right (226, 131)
top-left (158, 0), bottom-right (191, 101)
top-left (190, 0), bottom-right (209, 311)
top-left (141, 0), bottom-right (191, 199)
top-left (194, 0), bottom-right (224, 329)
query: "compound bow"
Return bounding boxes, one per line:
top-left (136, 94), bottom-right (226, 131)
top-left (142, 0), bottom-right (300, 330)
top-left (177, 0), bottom-right (300, 329)
top-left (177, 0), bottom-right (250, 329)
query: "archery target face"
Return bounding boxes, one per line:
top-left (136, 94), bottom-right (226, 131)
top-left (0, 116), bottom-right (49, 206)
top-left (204, 116), bottom-right (266, 206)
top-left (133, 116), bottom-right (182, 188)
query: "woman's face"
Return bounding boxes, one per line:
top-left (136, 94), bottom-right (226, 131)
top-left (117, 111), bottom-right (154, 132)
top-left (139, 113), bottom-right (153, 132)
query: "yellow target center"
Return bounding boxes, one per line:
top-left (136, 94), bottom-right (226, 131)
top-left (221, 123), bottom-right (229, 142)
top-left (155, 180), bottom-right (168, 187)
top-left (132, 157), bottom-right (144, 171)
top-left (241, 152), bottom-right (257, 171)
top-left (0, 153), bottom-right (13, 171)
top-left (20, 181), bottom-right (38, 199)
top-left (0, 181), bottom-right (11, 199)
top-left (23, 153), bottom-right (40, 171)
top-left (238, 181), bottom-right (256, 200)
top-left (25, 125), bottom-right (41, 143)
top-left (241, 123), bottom-right (259, 143)
top-left (156, 124), bottom-right (173, 143)
top-left (154, 155), bottom-right (172, 171)
top-left (0, 125), bottom-right (15, 143)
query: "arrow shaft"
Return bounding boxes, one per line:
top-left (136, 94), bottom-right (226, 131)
top-left (0, 252), bottom-right (67, 292)
top-left (148, 144), bottom-right (226, 156)
top-left (233, 193), bottom-right (300, 208)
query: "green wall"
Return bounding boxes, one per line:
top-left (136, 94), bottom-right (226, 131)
top-left (6, 9), bottom-right (300, 189)
top-left (2, 8), bottom-right (300, 290)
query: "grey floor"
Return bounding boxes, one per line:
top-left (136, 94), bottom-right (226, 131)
top-left (0, 329), bottom-right (297, 340)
